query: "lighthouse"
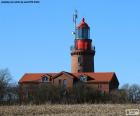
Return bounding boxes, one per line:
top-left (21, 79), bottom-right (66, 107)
top-left (71, 18), bottom-right (95, 73)
top-left (19, 16), bottom-right (119, 94)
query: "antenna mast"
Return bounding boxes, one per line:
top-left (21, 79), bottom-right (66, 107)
top-left (73, 10), bottom-right (78, 39)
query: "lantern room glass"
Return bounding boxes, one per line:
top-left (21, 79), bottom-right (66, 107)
top-left (76, 28), bottom-right (90, 39)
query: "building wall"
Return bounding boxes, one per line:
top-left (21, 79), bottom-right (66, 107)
top-left (86, 82), bottom-right (109, 93)
top-left (71, 55), bottom-right (78, 73)
top-left (53, 74), bottom-right (73, 88)
top-left (109, 77), bottom-right (119, 91)
top-left (100, 83), bottom-right (109, 92)
top-left (71, 52), bottom-right (94, 73)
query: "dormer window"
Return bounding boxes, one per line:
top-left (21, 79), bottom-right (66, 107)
top-left (42, 76), bottom-right (48, 82)
top-left (79, 75), bottom-right (87, 82)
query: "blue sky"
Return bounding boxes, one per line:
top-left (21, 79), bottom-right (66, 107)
top-left (0, 0), bottom-right (140, 86)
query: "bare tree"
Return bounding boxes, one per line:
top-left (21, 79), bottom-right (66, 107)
top-left (121, 83), bottom-right (129, 90)
top-left (128, 84), bottom-right (140, 103)
top-left (0, 68), bottom-right (11, 101)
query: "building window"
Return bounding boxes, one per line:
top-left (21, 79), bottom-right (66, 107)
top-left (63, 79), bottom-right (67, 88)
top-left (78, 57), bottom-right (82, 64)
top-left (59, 79), bottom-right (61, 86)
top-left (42, 77), bottom-right (48, 82)
top-left (80, 76), bottom-right (87, 82)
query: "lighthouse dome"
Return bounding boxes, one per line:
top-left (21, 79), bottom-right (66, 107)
top-left (77, 18), bottom-right (89, 29)
top-left (76, 18), bottom-right (90, 39)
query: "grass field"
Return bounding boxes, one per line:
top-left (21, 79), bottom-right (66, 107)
top-left (0, 104), bottom-right (140, 116)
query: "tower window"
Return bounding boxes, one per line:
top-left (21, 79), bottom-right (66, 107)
top-left (78, 57), bottom-right (82, 64)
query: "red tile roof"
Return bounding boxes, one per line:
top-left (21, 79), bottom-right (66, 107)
top-left (73, 72), bottom-right (115, 82)
top-left (53, 71), bottom-right (77, 79)
top-left (19, 71), bottom-right (118, 84)
top-left (19, 73), bottom-right (57, 83)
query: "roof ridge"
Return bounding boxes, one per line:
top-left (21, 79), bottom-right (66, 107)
top-left (72, 72), bottom-right (115, 74)
top-left (52, 71), bottom-right (76, 79)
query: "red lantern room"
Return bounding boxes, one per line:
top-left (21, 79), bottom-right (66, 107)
top-left (76, 18), bottom-right (90, 39)
top-left (75, 18), bottom-right (92, 51)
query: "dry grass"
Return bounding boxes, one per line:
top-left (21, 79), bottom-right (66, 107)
top-left (0, 104), bottom-right (140, 116)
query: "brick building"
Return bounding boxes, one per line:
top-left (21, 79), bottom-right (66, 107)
top-left (19, 18), bottom-right (119, 93)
